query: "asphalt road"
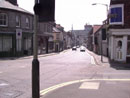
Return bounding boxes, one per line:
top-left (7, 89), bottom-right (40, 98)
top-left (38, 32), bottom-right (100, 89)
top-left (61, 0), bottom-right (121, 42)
top-left (0, 48), bottom-right (130, 98)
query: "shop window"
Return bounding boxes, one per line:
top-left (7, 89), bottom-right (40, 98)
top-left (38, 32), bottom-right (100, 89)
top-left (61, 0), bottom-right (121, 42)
top-left (0, 36), bottom-right (12, 52)
top-left (0, 13), bottom-right (8, 26)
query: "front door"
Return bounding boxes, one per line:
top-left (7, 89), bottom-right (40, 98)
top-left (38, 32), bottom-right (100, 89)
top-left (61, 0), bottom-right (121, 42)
top-left (115, 38), bottom-right (123, 61)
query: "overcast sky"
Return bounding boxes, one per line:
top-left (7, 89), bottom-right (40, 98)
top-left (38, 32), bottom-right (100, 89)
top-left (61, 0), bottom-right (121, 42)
top-left (18, 0), bottom-right (110, 31)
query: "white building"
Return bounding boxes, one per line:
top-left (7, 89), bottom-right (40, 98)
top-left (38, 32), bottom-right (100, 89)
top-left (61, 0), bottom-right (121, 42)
top-left (108, 0), bottom-right (130, 63)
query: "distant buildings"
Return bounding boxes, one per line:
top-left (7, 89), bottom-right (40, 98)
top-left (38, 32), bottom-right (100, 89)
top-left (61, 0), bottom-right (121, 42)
top-left (71, 24), bottom-right (93, 48)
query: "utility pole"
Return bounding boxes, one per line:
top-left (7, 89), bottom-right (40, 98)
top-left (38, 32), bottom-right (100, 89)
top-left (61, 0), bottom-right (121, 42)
top-left (32, 0), bottom-right (40, 98)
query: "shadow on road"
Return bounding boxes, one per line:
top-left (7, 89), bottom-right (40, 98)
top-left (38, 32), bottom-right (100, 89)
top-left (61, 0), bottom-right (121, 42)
top-left (109, 61), bottom-right (130, 70)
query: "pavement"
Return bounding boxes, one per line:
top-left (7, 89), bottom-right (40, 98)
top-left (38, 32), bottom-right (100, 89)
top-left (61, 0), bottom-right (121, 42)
top-left (40, 49), bottom-right (130, 98)
top-left (1, 48), bottom-right (130, 98)
top-left (40, 78), bottom-right (130, 98)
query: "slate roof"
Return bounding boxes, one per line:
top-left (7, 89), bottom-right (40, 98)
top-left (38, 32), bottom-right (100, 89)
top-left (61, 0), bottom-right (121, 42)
top-left (0, 0), bottom-right (33, 15)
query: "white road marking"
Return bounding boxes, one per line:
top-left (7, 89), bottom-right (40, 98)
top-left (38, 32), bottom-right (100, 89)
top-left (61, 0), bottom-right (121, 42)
top-left (79, 82), bottom-right (100, 90)
top-left (86, 51), bottom-right (96, 65)
top-left (40, 78), bottom-right (130, 96)
top-left (0, 83), bottom-right (9, 86)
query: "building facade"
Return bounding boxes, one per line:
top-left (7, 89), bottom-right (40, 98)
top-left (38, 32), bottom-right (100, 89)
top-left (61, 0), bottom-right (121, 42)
top-left (93, 25), bottom-right (108, 56)
top-left (37, 22), bottom-right (54, 54)
top-left (108, 0), bottom-right (130, 63)
top-left (0, 0), bottom-right (33, 57)
top-left (53, 24), bottom-right (64, 52)
top-left (71, 24), bottom-right (93, 48)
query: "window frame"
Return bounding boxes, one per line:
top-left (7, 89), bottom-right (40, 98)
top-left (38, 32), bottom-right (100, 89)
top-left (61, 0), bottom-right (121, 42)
top-left (0, 13), bottom-right (8, 27)
top-left (109, 4), bottom-right (124, 25)
top-left (25, 17), bottom-right (30, 29)
top-left (16, 15), bottom-right (21, 27)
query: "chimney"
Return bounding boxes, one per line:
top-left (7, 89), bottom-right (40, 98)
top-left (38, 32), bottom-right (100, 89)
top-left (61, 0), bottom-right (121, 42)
top-left (6, 0), bottom-right (18, 6)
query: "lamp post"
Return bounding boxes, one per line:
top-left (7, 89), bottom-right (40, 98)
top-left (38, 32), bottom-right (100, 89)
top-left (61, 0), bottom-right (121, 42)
top-left (92, 3), bottom-right (108, 17)
top-left (32, 0), bottom-right (40, 98)
top-left (92, 3), bottom-right (109, 62)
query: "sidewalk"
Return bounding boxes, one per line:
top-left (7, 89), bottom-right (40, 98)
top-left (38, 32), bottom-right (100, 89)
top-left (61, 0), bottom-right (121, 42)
top-left (86, 49), bottom-right (110, 66)
top-left (0, 53), bottom-right (58, 61)
top-left (40, 78), bottom-right (130, 98)
top-left (0, 49), bottom-right (70, 61)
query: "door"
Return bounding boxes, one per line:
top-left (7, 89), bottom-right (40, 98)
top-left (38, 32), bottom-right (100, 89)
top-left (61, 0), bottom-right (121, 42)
top-left (115, 38), bottom-right (123, 61)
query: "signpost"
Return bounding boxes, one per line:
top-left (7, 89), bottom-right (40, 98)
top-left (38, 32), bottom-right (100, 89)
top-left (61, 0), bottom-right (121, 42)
top-left (32, 0), bottom-right (55, 98)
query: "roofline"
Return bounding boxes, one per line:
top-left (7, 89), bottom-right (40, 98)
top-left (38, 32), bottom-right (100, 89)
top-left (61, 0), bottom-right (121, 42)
top-left (94, 25), bottom-right (104, 34)
top-left (0, 7), bottom-right (34, 16)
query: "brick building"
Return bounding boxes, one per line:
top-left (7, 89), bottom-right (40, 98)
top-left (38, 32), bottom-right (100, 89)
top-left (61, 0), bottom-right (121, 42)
top-left (108, 0), bottom-right (130, 63)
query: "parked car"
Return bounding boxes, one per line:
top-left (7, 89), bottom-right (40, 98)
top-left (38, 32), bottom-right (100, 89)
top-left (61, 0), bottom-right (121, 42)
top-left (72, 46), bottom-right (77, 51)
top-left (80, 46), bottom-right (85, 52)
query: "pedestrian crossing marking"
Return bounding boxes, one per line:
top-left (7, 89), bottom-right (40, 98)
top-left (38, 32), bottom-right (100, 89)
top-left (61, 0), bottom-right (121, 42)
top-left (79, 82), bottom-right (100, 90)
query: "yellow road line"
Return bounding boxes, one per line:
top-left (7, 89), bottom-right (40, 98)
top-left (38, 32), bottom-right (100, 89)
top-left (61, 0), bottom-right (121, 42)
top-left (40, 78), bottom-right (130, 96)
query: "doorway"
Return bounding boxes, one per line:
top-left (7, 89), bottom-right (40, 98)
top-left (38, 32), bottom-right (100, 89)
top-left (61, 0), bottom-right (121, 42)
top-left (115, 38), bottom-right (123, 61)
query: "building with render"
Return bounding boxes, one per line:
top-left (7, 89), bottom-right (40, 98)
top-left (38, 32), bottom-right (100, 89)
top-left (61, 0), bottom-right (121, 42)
top-left (0, 0), bottom-right (33, 57)
top-left (108, 0), bottom-right (130, 63)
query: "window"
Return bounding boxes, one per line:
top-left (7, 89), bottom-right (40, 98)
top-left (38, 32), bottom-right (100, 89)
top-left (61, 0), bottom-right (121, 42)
top-left (56, 33), bottom-right (60, 40)
top-left (25, 17), bottom-right (29, 28)
top-left (16, 15), bottom-right (20, 27)
top-left (0, 36), bottom-right (12, 52)
top-left (127, 36), bottom-right (130, 55)
top-left (109, 4), bottom-right (124, 25)
top-left (0, 13), bottom-right (8, 26)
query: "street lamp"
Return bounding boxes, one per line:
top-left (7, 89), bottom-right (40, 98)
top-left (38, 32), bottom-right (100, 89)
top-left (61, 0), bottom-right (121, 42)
top-left (92, 3), bottom-right (109, 62)
top-left (92, 3), bottom-right (108, 18)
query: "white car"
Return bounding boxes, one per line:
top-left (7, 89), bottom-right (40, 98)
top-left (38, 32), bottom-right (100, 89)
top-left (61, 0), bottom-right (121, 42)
top-left (72, 46), bottom-right (77, 51)
top-left (80, 46), bottom-right (85, 52)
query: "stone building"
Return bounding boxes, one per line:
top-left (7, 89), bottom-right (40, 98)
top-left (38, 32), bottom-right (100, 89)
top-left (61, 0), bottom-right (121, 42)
top-left (0, 0), bottom-right (33, 57)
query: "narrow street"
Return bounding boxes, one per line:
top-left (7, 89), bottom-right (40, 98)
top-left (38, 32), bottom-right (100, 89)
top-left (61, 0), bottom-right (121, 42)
top-left (0, 48), bottom-right (130, 98)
